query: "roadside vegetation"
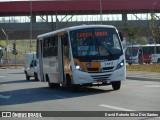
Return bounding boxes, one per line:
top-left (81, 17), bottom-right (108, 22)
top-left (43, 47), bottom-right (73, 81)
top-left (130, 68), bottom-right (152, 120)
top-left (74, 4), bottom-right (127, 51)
top-left (126, 64), bottom-right (160, 73)
top-left (0, 40), bottom-right (36, 59)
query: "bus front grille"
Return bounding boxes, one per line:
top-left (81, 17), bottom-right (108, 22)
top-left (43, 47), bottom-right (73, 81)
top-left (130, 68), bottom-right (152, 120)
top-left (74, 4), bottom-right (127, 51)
top-left (87, 68), bottom-right (99, 71)
top-left (103, 67), bottom-right (114, 71)
top-left (87, 67), bottom-right (114, 73)
top-left (91, 74), bottom-right (111, 81)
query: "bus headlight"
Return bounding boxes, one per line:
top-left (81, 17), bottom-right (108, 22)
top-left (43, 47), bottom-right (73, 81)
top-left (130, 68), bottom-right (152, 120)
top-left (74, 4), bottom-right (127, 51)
top-left (75, 64), bottom-right (85, 71)
top-left (116, 60), bottom-right (124, 69)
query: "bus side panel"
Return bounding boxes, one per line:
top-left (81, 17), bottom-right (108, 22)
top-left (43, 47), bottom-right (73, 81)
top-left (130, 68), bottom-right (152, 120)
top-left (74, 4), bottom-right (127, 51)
top-left (47, 57), bottom-right (59, 83)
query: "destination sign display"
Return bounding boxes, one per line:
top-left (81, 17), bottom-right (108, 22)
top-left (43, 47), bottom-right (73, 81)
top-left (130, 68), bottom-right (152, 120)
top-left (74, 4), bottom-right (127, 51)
top-left (77, 31), bottom-right (108, 38)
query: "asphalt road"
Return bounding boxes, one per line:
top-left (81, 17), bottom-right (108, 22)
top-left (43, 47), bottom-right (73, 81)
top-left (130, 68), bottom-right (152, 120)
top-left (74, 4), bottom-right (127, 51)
top-left (0, 68), bottom-right (160, 120)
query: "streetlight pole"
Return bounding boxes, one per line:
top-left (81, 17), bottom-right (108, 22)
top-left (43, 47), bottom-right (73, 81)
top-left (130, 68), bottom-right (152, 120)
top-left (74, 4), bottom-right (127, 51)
top-left (152, 1), bottom-right (157, 61)
top-left (100, 0), bottom-right (103, 24)
top-left (30, 0), bottom-right (32, 52)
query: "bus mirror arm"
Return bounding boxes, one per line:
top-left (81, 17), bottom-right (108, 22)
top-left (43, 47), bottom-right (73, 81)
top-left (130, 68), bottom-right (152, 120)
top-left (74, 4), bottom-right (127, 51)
top-left (118, 32), bottom-right (123, 41)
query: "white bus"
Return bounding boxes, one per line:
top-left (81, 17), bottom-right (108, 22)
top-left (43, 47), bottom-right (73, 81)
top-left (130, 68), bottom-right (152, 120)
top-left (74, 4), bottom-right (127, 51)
top-left (125, 45), bottom-right (141, 65)
top-left (125, 44), bottom-right (160, 64)
top-left (36, 25), bottom-right (126, 90)
top-left (151, 44), bottom-right (160, 63)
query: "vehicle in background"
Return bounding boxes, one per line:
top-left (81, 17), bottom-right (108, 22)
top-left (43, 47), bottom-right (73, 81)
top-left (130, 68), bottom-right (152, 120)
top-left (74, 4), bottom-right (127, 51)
top-left (151, 44), bottom-right (160, 63)
top-left (139, 44), bottom-right (160, 64)
top-left (125, 45), bottom-right (140, 65)
top-left (36, 25), bottom-right (125, 90)
top-left (125, 44), bottom-right (160, 65)
top-left (24, 52), bottom-right (38, 80)
top-left (121, 38), bottom-right (129, 52)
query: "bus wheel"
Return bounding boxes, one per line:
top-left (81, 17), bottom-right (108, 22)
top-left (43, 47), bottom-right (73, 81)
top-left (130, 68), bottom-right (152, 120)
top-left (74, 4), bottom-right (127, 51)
top-left (66, 75), bottom-right (77, 91)
top-left (66, 75), bottom-right (72, 89)
top-left (34, 72), bottom-right (39, 81)
top-left (112, 81), bottom-right (121, 90)
top-left (53, 83), bottom-right (60, 88)
top-left (25, 72), bottom-right (30, 80)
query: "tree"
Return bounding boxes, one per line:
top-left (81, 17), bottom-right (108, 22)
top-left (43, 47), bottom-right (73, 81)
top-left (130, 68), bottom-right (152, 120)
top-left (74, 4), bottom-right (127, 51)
top-left (124, 22), bottom-right (141, 65)
top-left (149, 13), bottom-right (160, 44)
top-left (124, 22), bottom-right (140, 45)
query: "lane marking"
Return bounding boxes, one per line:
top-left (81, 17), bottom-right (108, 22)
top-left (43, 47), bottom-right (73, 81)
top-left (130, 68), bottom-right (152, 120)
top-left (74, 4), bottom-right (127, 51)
top-left (0, 94), bottom-right (11, 99)
top-left (99, 104), bottom-right (135, 111)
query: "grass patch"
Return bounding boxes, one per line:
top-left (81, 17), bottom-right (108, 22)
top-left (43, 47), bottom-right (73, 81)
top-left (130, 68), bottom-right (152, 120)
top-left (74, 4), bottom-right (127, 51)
top-left (0, 40), bottom-right (36, 52)
top-left (126, 64), bottom-right (160, 73)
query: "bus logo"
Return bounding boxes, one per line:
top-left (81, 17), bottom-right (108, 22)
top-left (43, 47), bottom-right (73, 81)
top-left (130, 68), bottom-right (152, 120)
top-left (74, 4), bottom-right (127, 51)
top-left (86, 63), bottom-right (91, 68)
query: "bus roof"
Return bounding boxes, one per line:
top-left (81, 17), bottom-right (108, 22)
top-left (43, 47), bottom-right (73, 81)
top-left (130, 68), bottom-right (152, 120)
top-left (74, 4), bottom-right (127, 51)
top-left (127, 45), bottom-right (141, 48)
top-left (143, 44), bottom-right (160, 47)
top-left (37, 25), bottom-right (116, 39)
top-left (127, 44), bottom-right (160, 48)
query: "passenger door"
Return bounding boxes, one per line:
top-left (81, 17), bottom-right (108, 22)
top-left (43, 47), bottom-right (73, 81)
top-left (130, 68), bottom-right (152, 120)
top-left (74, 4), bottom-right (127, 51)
top-left (58, 33), bottom-right (69, 83)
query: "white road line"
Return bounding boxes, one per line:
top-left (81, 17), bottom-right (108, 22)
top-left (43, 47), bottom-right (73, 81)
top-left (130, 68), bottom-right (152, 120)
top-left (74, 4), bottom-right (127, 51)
top-left (99, 104), bottom-right (135, 111)
top-left (0, 95), bottom-right (11, 99)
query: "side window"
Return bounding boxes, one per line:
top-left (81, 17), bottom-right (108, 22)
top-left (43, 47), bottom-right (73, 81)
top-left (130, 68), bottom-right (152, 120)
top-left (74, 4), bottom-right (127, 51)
top-left (139, 48), bottom-right (142, 57)
top-left (113, 34), bottom-right (121, 49)
top-left (36, 39), bottom-right (39, 59)
top-left (52, 35), bottom-right (58, 56)
top-left (42, 36), bottom-right (58, 58)
top-left (149, 47), bottom-right (154, 54)
top-left (43, 38), bottom-right (48, 57)
top-left (157, 46), bottom-right (160, 53)
top-left (48, 37), bottom-right (53, 57)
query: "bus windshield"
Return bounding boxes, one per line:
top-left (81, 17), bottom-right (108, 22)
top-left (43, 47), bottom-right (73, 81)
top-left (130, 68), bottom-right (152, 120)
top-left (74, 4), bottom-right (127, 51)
top-left (125, 47), bottom-right (139, 57)
top-left (70, 28), bottom-right (122, 61)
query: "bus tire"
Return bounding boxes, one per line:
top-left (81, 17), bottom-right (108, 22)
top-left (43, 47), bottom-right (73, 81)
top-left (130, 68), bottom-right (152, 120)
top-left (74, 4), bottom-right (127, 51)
top-left (34, 72), bottom-right (39, 81)
top-left (25, 72), bottom-right (30, 80)
top-left (66, 75), bottom-right (77, 91)
top-left (53, 83), bottom-right (60, 88)
top-left (112, 81), bottom-right (121, 90)
top-left (66, 75), bottom-right (72, 89)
